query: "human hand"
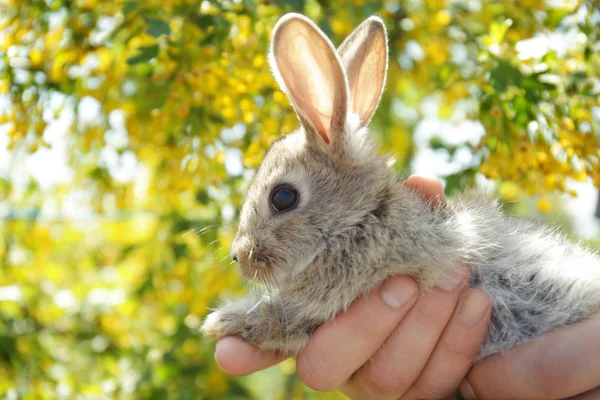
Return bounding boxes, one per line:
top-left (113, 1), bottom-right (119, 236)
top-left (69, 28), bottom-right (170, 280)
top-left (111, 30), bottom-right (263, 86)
top-left (214, 175), bottom-right (493, 399)
top-left (460, 309), bottom-right (600, 399)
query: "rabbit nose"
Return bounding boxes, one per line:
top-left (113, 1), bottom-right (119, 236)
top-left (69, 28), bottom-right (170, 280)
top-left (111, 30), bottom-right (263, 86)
top-left (231, 253), bottom-right (238, 263)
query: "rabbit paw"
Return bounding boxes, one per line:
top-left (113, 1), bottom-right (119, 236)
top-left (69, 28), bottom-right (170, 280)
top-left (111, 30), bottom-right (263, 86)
top-left (201, 300), bottom-right (309, 353)
top-left (201, 303), bottom-right (251, 340)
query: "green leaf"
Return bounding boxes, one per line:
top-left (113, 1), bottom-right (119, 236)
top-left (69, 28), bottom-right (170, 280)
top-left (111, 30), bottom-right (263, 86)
top-left (363, 1), bottom-right (384, 15)
top-left (172, 243), bottom-right (188, 260)
top-left (486, 136), bottom-right (498, 151)
top-left (144, 17), bottom-right (171, 38)
top-left (429, 136), bottom-right (445, 150)
top-left (89, 166), bottom-right (110, 181)
top-left (522, 74), bottom-right (556, 103)
top-left (444, 168), bottom-right (477, 196)
top-left (242, 0), bottom-right (257, 16)
top-left (0, 335), bottom-right (17, 363)
top-left (191, 14), bottom-right (228, 30)
top-left (195, 189), bottom-right (209, 204)
top-left (489, 59), bottom-right (522, 92)
top-left (545, 8), bottom-right (570, 27)
top-left (283, 0), bottom-right (305, 11)
top-left (192, 14), bottom-right (231, 44)
top-left (123, 1), bottom-right (139, 16)
top-left (127, 45), bottom-right (159, 65)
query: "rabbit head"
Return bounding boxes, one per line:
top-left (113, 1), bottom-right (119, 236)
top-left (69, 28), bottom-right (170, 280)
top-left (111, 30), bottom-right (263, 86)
top-left (230, 13), bottom-right (391, 284)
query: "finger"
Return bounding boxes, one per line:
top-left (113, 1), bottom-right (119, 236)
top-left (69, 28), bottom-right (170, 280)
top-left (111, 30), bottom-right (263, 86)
top-left (295, 275), bottom-right (419, 392)
top-left (404, 175), bottom-right (446, 207)
top-left (344, 265), bottom-right (469, 399)
top-left (566, 385), bottom-right (600, 400)
top-left (461, 310), bottom-right (600, 400)
top-left (214, 336), bottom-right (287, 375)
top-left (403, 289), bottom-right (492, 400)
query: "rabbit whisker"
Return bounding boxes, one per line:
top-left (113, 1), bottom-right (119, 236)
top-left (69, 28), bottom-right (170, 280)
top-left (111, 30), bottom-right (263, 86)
top-left (266, 266), bottom-right (289, 351)
top-left (247, 298), bottom-right (263, 314)
top-left (182, 225), bottom-right (215, 238)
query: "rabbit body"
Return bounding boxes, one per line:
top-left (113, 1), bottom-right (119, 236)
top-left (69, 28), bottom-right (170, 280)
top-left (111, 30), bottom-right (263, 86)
top-left (202, 132), bottom-right (600, 358)
top-left (201, 13), bottom-right (600, 360)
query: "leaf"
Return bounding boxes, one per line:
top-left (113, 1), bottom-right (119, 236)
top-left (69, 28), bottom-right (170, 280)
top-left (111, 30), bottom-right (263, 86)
top-left (282, 0), bottom-right (305, 11)
top-left (123, 1), bottom-right (139, 16)
top-left (545, 8), bottom-right (570, 27)
top-left (443, 168), bottom-right (477, 196)
top-left (522, 74), bottom-right (556, 103)
top-left (127, 45), bottom-right (159, 65)
top-left (191, 14), bottom-right (228, 30)
top-left (195, 189), bottom-right (209, 204)
top-left (242, 0), bottom-right (256, 16)
top-left (429, 136), bottom-right (445, 150)
top-left (172, 243), bottom-right (188, 260)
top-left (486, 136), bottom-right (498, 151)
top-left (0, 335), bottom-right (16, 363)
top-left (117, 244), bottom-right (138, 261)
top-left (89, 166), bottom-right (110, 181)
top-left (363, 1), bottom-right (384, 15)
top-left (144, 17), bottom-right (171, 38)
top-left (489, 59), bottom-right (522, 92)
top-left (192, 14), bottom-right (231, 44)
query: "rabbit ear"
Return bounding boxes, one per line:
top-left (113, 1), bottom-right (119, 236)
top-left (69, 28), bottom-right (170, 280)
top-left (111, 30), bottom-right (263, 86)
top-left (337, 16), bottom-right (388, 128)
top-left (270, 13), bottom-right (349, 147)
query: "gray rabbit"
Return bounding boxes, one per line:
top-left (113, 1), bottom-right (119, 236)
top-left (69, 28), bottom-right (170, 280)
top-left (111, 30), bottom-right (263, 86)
top-left (201, 13), bottom-right (600, 360)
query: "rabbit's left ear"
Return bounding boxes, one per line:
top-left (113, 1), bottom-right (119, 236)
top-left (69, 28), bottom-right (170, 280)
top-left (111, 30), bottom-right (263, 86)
top-left (338, 17), bottom-right (388, 129)
top-left (269, 13), bottom-right (349, 149)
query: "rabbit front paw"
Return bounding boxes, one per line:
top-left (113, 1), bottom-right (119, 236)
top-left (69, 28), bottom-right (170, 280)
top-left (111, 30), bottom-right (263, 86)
top-left (201, 299), bottom-right (309, 353)
top-left (201, 303), bottom-right (252, 340)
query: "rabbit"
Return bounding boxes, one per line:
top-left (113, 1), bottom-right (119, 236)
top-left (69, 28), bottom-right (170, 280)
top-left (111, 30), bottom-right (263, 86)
top-left (201, 13), bottom-right (600, 360)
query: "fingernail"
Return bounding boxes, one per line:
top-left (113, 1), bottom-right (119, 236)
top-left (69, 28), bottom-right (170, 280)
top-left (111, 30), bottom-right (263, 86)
top-left (437, 265), bottom-right (468, 291)
top-left (458, 291), bottom-right (490, 325)
top-left (381, 276), bottom-right (417, 308)
top-left (459, 379), bottom-right (477, 399)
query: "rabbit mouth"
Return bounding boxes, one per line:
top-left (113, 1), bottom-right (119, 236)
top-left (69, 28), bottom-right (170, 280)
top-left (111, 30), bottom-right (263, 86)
top-left (237, 252), bottom-right (286, 285)
top-left (236, 243), bottom-right (325, 285)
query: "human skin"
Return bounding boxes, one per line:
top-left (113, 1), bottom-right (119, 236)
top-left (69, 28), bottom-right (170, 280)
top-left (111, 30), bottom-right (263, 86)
top-left (213, 175), bottom-right (600, 399)
top-left (460, 308), bottom-right (600, 399)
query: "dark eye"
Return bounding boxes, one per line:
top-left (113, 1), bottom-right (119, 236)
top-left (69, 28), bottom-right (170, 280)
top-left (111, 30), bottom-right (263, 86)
top-left (270, 184), bottom-right (299, 212)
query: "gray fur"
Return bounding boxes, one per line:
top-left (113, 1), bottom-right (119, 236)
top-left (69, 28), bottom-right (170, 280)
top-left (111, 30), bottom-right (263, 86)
top-left (201, 13), bottom-right (600, 361)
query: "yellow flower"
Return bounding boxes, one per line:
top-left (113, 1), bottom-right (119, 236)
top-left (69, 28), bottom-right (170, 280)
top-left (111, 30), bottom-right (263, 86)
top-left (29, 48), bottom-right (43, 67)
top-left (498, 181), bottom-right (520, 201)
top-left (0, 79), bottom-right (9, 94)
top-left (76, 0), bottom-right (98, 9)
top-left (537, 197), bottom-right (552, 213)
top-left (431, 10), bottom-right (452, 31)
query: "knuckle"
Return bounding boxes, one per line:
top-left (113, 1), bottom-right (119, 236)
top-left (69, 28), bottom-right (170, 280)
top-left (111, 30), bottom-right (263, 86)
top-left (296, 353), bottom-right (338, 392)
top-left (365, 360), bottom-right (407, 394)
top-left (413, 301), bottom-right (450, 331)
top-left (416, 381), bottom-right (454, 399)
top-left (348, 311), bottom-right (381, 341)
top-left (438, 334), bottom-right (476, 360)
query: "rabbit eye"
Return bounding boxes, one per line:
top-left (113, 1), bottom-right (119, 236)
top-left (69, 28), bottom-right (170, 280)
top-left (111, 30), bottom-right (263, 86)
top-left (270, 184), bottom-right (299, 213)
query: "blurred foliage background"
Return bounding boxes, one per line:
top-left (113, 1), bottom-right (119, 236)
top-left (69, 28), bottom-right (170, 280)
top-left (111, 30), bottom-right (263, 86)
top-left (0, 0), bottom-right (599, 398)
